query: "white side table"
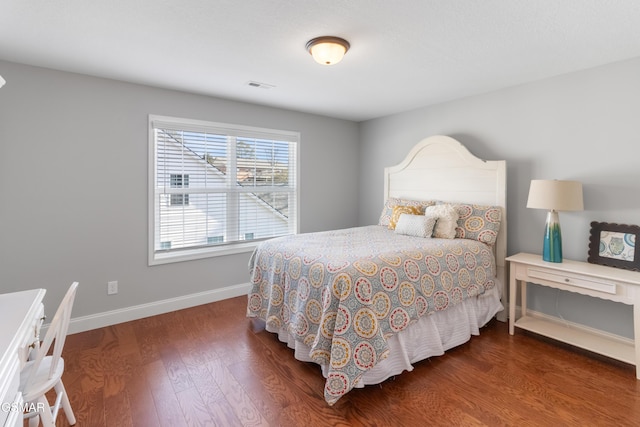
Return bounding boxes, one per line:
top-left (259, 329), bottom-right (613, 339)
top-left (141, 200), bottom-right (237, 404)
top-left (507, 252), bottom-right (640, 378)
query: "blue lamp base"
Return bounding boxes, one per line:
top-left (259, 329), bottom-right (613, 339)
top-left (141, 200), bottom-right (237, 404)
top-left (543, 210), bottom-right (562, 262)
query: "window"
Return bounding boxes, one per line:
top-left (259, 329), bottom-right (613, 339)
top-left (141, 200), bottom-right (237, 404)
top-left (148, 115), bottom-right (299, 265)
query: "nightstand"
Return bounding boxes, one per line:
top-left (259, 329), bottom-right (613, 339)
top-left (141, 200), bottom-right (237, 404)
top-left (507, 252), bottom-right (640, 379)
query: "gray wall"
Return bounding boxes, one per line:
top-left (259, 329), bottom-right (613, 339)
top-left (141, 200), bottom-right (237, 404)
top-left (3, 56), bottom-right (640, 338)
top-left (359, 56), bottom-right (640, 338)
top-left (0, 60), bottom-right (360, 319)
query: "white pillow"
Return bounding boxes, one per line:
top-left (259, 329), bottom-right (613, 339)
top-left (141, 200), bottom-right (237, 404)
top-left (424, 204), bottom-right (459, 239)
top-left (394, 214), bottom-right (437, 238)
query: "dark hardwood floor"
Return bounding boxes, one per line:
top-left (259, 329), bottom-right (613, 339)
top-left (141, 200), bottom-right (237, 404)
top-left (50, 296), bottom-right (640, 426)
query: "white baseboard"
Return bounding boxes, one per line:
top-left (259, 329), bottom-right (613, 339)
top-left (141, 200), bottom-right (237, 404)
top-left (54, 283), bottom-right (252, 335)
top-left (60, 288), bottom-right (626, 345)
top-left (62, 287), bottom-right (507, 334)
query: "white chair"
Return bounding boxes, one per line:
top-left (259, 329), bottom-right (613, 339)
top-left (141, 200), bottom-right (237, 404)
top-left (20, 282), bottom-right (78, 427)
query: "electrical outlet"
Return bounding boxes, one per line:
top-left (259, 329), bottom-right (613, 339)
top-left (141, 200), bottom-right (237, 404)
top-left (107, 281), bottom-right (118, 295)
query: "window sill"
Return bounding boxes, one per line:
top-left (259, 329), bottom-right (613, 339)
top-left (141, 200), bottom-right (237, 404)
top-left (149, 241), bottom-right (258, 266)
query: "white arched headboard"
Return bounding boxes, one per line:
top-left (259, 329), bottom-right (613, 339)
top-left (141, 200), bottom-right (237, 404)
top-left (384, 135), bottom-right (507, 319)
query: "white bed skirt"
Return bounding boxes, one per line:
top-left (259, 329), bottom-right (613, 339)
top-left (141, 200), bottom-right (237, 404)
top-left (267, 285), bottom-right (504, 388)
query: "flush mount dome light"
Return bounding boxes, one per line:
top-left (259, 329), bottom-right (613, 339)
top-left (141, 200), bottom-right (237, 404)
top-left (306, 36), bottom-right (350, 65)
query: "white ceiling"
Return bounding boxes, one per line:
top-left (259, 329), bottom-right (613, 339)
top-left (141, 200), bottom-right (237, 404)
top-left (2, 0), bottom-right (640, 122)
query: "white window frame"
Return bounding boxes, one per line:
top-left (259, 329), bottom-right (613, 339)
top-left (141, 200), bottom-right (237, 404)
top-left (148, 115), bottom-right (300, 265)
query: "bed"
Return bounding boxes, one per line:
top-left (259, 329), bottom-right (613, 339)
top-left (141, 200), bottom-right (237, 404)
top-left (246, 135), bottom-right (507, 405)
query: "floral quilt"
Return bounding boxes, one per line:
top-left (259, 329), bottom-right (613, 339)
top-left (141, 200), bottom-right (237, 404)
top-left (246, 225), bottom-right (496, 405)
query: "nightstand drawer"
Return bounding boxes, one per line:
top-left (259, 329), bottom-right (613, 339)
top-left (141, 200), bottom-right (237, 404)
top-left (528, 268), bottom-right (617, 294)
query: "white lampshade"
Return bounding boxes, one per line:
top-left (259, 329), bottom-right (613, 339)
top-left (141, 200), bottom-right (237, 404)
top-left (0, 75), bottom-right (5, 88)
top-left (306, 36), bottom-right (350, 65)
top-left (527, 180), bottom-right (584, 212)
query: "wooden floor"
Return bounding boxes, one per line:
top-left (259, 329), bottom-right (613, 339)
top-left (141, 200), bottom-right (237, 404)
top-left (50, 296), bottom-right (640, 427)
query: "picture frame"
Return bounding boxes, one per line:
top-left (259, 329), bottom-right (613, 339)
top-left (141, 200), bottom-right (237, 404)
top-left (587, 221), bottom-right (640, 271)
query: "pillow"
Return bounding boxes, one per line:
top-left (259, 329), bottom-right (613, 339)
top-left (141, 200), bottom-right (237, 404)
top-left (388, 205), bottom-right (423, 230)
top-left (378, 198), bottom-right (436, 226)
top-left (424, 204), bottom-right (459, 239)
top-left (452, 203), bottom-right (502, 246)
top-left (394, 214), bottom-right (437, 238)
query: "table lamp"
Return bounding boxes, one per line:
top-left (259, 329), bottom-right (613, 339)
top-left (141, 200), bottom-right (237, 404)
top-left (527, 179), bottom-right (584, 263)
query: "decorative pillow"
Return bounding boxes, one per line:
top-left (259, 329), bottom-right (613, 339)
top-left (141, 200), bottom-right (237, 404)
top-left (424, 204), bottom-right (459, 239)
top-left (378, 197), bottom-right (436, 226)
top-left (452, 204), bottom-right (502, 246)
top-left (394, 214), bottom-right (437, 238)
top-left (388, 205), bottom-right (423, 230)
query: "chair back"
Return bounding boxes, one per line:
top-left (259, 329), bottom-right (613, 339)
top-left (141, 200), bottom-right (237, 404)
top-left (23, 282), bottom-right (78, 392)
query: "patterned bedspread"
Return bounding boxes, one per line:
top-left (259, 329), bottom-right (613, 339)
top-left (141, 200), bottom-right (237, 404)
top-left (246, 225), bottom-right (496, 405)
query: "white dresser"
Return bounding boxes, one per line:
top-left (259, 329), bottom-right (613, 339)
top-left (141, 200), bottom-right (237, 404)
top-left (0, 289), bottom-right (45, 427)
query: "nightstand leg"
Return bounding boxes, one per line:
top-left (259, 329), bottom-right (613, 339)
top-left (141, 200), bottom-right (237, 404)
top-left (634, 299), bottom-right (640, 379)
top-left (521, 282), bottom-right (527, 318)
top-left (509, 272), bottom-right (516, 335)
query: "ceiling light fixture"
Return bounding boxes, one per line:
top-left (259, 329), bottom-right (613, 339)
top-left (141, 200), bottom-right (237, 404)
top-left (306, 36), bottom-right (350, 65)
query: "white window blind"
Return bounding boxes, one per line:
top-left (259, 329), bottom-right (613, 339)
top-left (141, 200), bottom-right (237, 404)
top-left (148, 115), bottom-right (299, 264)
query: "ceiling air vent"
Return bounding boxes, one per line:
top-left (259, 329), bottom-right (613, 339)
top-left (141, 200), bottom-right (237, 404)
top-left (246, 81), bottom-right (275, 89)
